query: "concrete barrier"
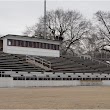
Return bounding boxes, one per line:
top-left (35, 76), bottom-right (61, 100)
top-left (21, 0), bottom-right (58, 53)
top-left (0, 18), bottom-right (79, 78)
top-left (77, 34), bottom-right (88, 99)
top-left (80, 80), bottom-right (103, 86)
top-left (0, 77), bottom-right (13, 87)
top-left (1, 78), bottom-right (110, 87)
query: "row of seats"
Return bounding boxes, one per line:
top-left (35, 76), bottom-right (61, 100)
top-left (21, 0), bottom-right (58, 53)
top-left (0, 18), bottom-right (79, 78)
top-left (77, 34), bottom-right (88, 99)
top-left (0, 71), bottom-right (110, 79)
top-left (42, 55), bottom-right (110, 73)
top-left (0, 51), bottom-right (110, 74)
top-left (0, 52), bottom-right (44, 71)
top-left (13, 77), bottom-right (110, 81)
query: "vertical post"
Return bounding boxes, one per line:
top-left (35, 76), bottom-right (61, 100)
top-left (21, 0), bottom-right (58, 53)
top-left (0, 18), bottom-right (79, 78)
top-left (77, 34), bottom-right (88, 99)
top-left (44, 0), bottom-right (46, 39)
top-left (49, 63), bottom-right (51, 69)
top-left (42, 59), bottom-right (43, 66)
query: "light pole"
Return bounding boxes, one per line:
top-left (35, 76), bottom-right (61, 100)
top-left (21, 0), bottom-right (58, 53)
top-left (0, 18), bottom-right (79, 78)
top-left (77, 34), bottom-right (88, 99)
top-left (44, 0), bottom-right (47, 39)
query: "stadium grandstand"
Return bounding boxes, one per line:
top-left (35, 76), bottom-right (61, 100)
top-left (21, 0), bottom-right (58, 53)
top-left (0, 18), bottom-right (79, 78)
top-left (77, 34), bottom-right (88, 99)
top-left (0, 34), bottom-right (110, 87)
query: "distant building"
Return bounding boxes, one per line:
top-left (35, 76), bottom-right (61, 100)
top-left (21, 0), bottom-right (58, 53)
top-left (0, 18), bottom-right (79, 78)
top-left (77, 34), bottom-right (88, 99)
top-left (0, 34), bottom-right (60, 57)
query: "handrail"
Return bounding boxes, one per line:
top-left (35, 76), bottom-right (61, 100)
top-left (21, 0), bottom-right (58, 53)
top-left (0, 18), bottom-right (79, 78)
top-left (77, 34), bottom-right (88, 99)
top-left (78, 54), bottom-right (110, 67)
top-left (26, 55), bottom-right (51, 69)
top-left (91, 57), bottom-right (110, 67)
top-left (78, 55), bottom-right (92, 59)
top-left (26, 55), bottom-right (51, 66)
top-left (34, 56), bottom-right (51, 63)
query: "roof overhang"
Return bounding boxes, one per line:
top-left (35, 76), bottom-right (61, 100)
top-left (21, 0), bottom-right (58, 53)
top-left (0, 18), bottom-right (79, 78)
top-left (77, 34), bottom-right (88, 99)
top-left (0, 34), bottom-right (60, 45)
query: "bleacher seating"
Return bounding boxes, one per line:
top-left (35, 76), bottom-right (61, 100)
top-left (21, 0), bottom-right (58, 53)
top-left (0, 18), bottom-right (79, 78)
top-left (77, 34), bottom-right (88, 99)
top-left (0, 51), bottom-right (110, 74)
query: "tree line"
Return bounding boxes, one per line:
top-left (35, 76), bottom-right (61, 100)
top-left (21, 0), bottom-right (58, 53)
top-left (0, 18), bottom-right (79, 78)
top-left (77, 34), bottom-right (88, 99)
top-left (23, 9), bottom-right (110, 57)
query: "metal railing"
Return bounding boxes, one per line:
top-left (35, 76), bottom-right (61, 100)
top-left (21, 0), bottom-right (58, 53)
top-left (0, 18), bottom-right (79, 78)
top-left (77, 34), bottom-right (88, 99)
top-left (78, 55), bottom-right (92, 60)
top-left (80, 55), bottom-right (110, 67)
top-left (26, 55), bottom-right (51, 70)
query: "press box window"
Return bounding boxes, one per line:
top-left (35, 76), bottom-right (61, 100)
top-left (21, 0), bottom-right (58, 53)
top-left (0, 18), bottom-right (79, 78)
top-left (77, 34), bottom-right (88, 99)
top-left (7, 39), bottom-right (59, 50)
top-left (44, 43), bottom-right (46, 49)
top-left (7, 39), bottom-right (12, 46)
top-left (33, 42), bottom-right (36, 48)
top-left (29, 41), bottom-right (32, 47)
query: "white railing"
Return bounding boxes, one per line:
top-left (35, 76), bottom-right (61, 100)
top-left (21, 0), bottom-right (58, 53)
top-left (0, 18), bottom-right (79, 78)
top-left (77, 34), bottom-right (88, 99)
top-left (79, 55), bottom-right (92, 60)
top-left (78, 54), bottom-right (110, 67)
top-left (91, 57), bottom-right (110, 67)
top-left (26, 55), bottom-right (51, 70)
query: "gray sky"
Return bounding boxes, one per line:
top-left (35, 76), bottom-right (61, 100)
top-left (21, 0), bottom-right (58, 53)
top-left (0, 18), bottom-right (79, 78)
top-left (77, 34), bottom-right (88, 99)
top-left (0, 0), bottom-right (110, 35)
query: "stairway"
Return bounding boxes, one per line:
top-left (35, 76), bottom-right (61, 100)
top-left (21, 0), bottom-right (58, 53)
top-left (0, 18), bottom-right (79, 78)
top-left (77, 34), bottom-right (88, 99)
top-left (26, 55), bottom-right (52, 71)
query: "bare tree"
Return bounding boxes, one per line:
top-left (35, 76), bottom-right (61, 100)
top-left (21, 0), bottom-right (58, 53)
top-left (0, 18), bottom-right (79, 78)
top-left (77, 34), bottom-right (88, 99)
top-left (63, 19), bottom-right (92, 54)
top-left (95, 11), bottom-right (110, 51)
top-left (23, 9), bottom-right (74, 39)
top-left (23, 9), bottom-right (93, 55)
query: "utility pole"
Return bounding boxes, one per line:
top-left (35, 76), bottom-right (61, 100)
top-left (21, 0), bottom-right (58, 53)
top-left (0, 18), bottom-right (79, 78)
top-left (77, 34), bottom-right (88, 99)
top-left (44, 0), bottom-right (46, 39)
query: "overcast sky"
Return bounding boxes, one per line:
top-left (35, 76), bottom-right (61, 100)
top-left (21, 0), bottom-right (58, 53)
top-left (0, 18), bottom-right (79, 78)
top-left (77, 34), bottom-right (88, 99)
top-left (0, 0), bottom-right (110, 35)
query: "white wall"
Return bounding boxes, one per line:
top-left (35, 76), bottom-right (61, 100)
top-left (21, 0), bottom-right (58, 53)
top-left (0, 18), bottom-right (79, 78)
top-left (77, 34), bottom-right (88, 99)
top-left (5, 46), bottom-right (60, 57)
top-left (3, 38), bottom-right (7, 53)
top-left (102, 81), bottom-right (110, 86)
top-left (0, 77), bottom-right (13, 87)
top-left (12, 80), bottom-right (110, 87)
top-left (80, 81), bottom-right (103, 86)
top-left (13, 80), bottom-right (81, 87)
top-left (1, 78), bottom-right (110, 87)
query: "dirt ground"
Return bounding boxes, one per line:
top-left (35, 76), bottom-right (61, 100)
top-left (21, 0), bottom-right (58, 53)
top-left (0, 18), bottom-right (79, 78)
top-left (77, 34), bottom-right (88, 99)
top-left (0, 86), bottom-right (110, 109)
